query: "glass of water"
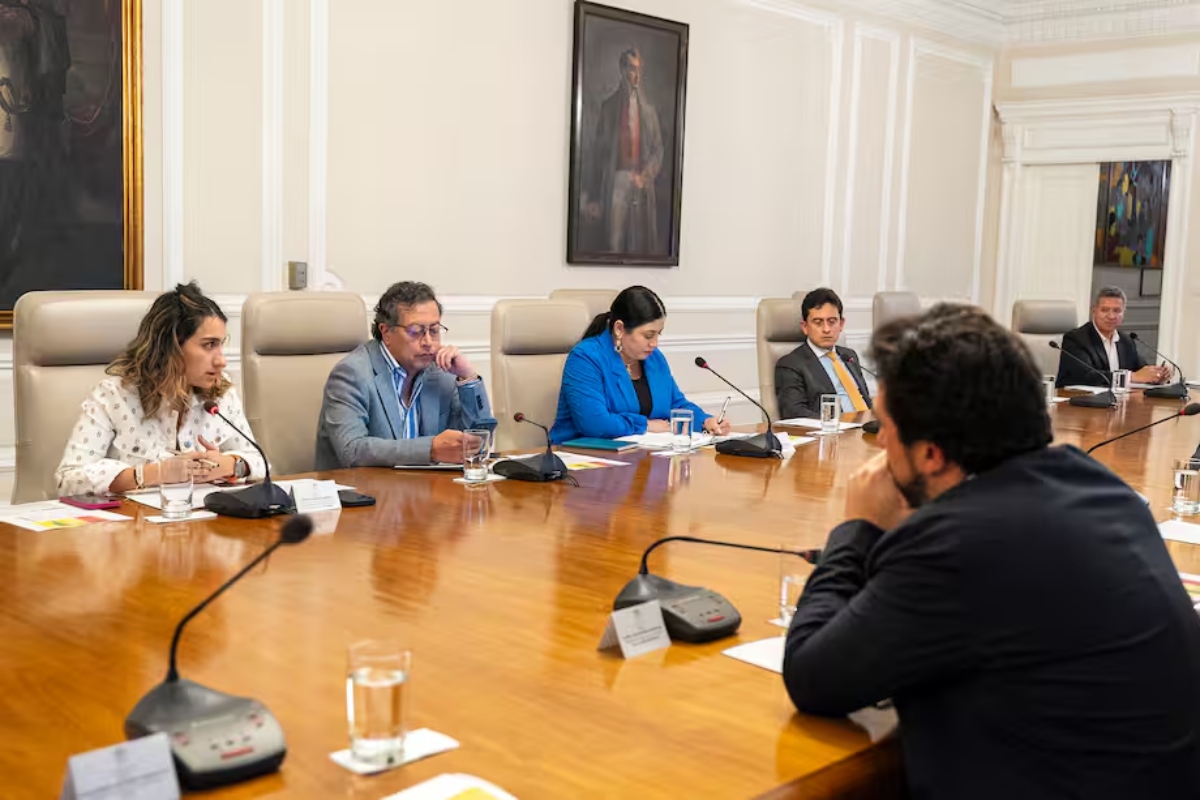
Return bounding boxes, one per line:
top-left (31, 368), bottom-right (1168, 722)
top-left (158, 457), bottom-right (193, 520)
top-left (670, 409), bottom-right (694, 453)
top-left (779, 547), bottom-right (806, 627)
top-left (1173, 459), bottom-right (1200, 516)
top-left (819, 394), bottom-right (840, 436)
top-left (1043, 375), bottom-right (1057, 405)
top-left (1112, 369), bottom-right (1132, 395)
top-left (347, 640), bottom-right (411, 765)
top-left (462, 429), bottom-right (491, 482)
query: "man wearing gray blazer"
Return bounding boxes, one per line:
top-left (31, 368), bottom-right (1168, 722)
top-left (774, 288), bottom-right (872, 420)
top-left (315, 282), bottom-right (492, 468)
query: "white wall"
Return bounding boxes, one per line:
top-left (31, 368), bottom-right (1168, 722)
top-left (0, 0), bottom-right (997, 502)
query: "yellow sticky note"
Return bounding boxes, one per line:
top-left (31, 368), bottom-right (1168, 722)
top-left (448, 790), bottom-right (501, 800)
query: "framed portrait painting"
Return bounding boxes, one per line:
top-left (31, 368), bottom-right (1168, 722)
top-left (0, 0), bottom-right (143, 327)
top-left (567, 1), bottom-right (688, 267)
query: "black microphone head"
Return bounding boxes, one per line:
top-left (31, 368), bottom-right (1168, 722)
top-left (513, 412), bottom-right (525, 423)
top-left (694, 357), bottom-right (708, 369)
top-left (1048, 341), bottom-right (1061, 350)
top-left (279, 514), bottom-right (314, 544)
top-left (1130, 332), bottom-right (1140, 341)
top-left (203, 400), bottom-right (219, 414)
top-left (1184, 403), bottom-right (1200, 417)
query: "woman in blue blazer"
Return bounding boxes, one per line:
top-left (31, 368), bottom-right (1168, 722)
top-left (550, 286), bottom-right (731, 443)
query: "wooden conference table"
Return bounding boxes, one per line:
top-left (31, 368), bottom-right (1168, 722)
top-left (2, 391), bottom-right (1199, 799)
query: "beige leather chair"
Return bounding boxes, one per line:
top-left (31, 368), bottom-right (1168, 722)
top-left (548, 289), bottom-right (617, 327)
top-left (490, 299), bottom-right (590, 452)
top-left (872, 291), bottom-right (922, 330)
top-left (1012, 299), bottom-right (1077, 377)
top-left (241, 292), bottom-right (369, 476)
top-left (756, 298), bottom-right (805, 421)
top-left (12, 290), bottom-right (159, 503)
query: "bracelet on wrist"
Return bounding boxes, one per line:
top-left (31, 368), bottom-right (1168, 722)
top-left (134, 463), bottom-right (145, 490)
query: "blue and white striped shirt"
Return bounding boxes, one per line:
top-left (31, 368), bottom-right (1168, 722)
top-left (378, 341), bottom-right (425, 439)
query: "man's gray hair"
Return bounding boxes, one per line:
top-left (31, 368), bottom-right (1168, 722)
top-left (1094, 285), bottom-right (1127, 307)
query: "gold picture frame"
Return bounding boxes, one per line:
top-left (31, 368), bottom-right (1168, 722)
top-left (0, 0), bottom-right (143, 328)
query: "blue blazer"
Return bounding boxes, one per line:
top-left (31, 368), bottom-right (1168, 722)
top-left (549, 329), bottom-right (711, 443)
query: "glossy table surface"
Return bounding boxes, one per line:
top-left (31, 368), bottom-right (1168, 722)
top-left (2, 391), bottom-right (1198, 799)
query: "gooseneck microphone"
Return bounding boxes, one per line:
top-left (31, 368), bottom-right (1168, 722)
top-left (614, 535), bottom-right (822, 642)
top-left (1129, 332), bottom-right (1190, 400)
top-left (1086, 402), bottom-right (1200, 455)
top-left (493, 412), bottom-right (570, 482)
top-left (694, 357), bottom-right (781, 458)
top-left (843, 355), bottom-right (881, 435)
top-left (201, 401), bottom-right (293, 518)
top-left (1048, 342), bottom-right (1116, 408)
top-left (125, 515), bottom-right (314, 789)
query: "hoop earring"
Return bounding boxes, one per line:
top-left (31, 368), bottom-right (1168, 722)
top-left (614, 338), bottom-right (623, 354)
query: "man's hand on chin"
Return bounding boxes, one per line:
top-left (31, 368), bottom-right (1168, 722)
top-left (844, 451), bottom-right (913, 532)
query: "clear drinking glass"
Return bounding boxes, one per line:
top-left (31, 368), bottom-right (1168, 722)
top-left (158, 457), bottom-right (193, 520)
top-left (819, 394), bottom-right (840, 435)
top-left (670, 409), bottom-right (694, 453)
top-left (1043, 375), bottom-right (1057, 405)
top-left (462, 429), bottom-right (491, 482)
top-left (346, 640), bottom-right (411, 765)
top-left (1173, 459), bottom-right (1200, 516)
top-left (1112, 369), bottom-right (1132, 395)
top-left (779, 546), bottom-right (806, 627)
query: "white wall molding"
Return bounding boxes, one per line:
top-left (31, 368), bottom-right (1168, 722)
top-left (1010, 43), bottom-right (1200, 90)
top-left (1006, 1), bottom-right (1200, 45)
top-left (309, 0), bottom-right (330, 287)
top-left (896, 39), bottom-right (994, 301)
top-left (839, 25), bottom-right (901, 300)
top-left (820, 0), bottom-right (1002, 45)
top-left (162, 0), bottom-right (184, 288)
top-left (744, 1), bottom-right (844, 287)
top-left (261, 0), bottom-right (285, 292)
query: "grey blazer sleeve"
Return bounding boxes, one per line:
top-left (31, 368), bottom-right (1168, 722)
top-left (321, 359), bottom-right (432, 467)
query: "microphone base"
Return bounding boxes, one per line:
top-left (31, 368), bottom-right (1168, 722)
top-left (1144, 382), bottom-right (1190, 400)
top-left (614, 573), bottom-right (741, 642)
top-left (204, 481), bottom-right (295, 519)
top-left (493, 450), bottom-right (568, 482)
top-left (125, 678), bottom-right (286, 790)
top-left (715, 432), bottom-right (782, 459)
top-left (1069, 391), bottom-right (1116, 408)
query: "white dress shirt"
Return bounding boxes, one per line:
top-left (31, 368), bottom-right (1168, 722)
top-left (55, 376), bottom-right (267, 496)
top-left (1092, 323), bottom-right (1122, 374)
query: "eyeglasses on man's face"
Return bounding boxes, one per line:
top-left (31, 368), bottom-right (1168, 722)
top-left (390, 323), bottom-right (449, 341)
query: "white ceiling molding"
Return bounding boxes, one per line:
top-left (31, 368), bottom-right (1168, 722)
top-left (1011, 43), bottom-right (1200, 89)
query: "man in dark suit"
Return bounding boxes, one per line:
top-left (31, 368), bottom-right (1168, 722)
top-left (1056, 285), bottom-right (1170, 387)
top-left (783, 304), bottom-right (1200, 800)
top-left (774, 288), bottom-right (872, 419)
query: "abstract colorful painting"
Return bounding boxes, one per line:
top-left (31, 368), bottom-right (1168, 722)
top-left (1095, 161), bottom-right (1171, 268)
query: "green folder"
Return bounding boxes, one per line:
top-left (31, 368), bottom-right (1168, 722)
top-left (560, 438), bottom-right (639, 452)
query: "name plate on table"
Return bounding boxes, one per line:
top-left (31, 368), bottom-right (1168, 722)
top-left (598, 600), bottom-right (671, 658)
top-left (60, 732), bottom-right (180, 800)
top-left (291, 479), bottom-right (341, 513)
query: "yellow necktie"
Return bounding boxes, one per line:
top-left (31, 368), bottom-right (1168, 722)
top-left (826, 352), bottom-right (867, 412)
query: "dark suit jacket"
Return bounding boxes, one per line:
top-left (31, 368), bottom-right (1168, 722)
top-left (774, 341), bottom-right (872, 419)
top-left (783, 446), bottom-right (1200, 800)
top-left (1055, 322), bottom-right (1146, 387)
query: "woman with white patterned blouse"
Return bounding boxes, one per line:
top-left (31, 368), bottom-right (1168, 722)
top-left (55, 282), bottom-right (268, 496)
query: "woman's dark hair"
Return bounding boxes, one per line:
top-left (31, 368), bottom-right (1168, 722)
top-left (107, 281), bottom-right (230, 418)
top-left (870, 303), bottom-right (1051, 475)
top-left (582, 286), bottom-right (667, 339)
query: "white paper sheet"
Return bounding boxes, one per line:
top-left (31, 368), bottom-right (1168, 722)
top-left (776, 418), bottom-right (864, 432)
top-left (382, 773), bottom-right (517, 800)
top-left (330, 728), bottom-right (459, 776)
top-left (1064, 385), bottom-right (1108, 395)
top-left (722, 636), bottom-right (785, 674)
top-left (0, 502), bottom-right (131, 532)
top-left (1160, 519), bottom-right (1200, 545)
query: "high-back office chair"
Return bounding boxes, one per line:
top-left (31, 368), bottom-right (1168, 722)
top-left (241, 292), bottom-right (369, 476)
top-left (12, 290), bottom-right (159, 503)
top-left (490, 299), bottom-right (590, 452)
top-left (548, 289), bottom-right (618, 325)
top-left (756, 298), bottom-right (805, 421)
top-left (872, 291), bottom-right (922, 330)
top-left (1012, 299), bottom-right (1077, 378)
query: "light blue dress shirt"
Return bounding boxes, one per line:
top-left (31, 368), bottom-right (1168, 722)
top-left (807, 339), bottom-right (856, 413)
